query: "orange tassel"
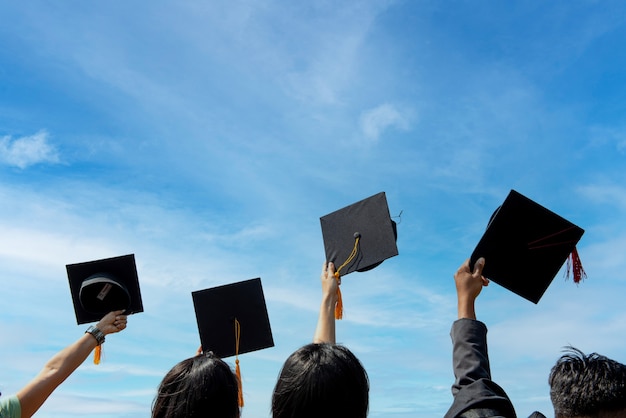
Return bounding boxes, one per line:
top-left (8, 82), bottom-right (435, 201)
top-left (235, 359), bottom-right (244, 407)
top-left (332, 234), bottom-right (359, 321)
top-left (234, 318), bottom-right (244, 407)
top-left (335, 282), bottom-right (343, 320)
top-left (93, 345), bottom-right (102, 365)
top-left (566, 247), bottom-right (587, 284)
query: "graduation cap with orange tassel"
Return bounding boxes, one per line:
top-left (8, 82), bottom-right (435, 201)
top-left (192, 278), bottom-right (274, 407)
top-left (320, 192), bottom-right (399, 319)
top-left (67, 254), bottom-right (144, 364)
top-left (470, 189), bottom-right (586, 304)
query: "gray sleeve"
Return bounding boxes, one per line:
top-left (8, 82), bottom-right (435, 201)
top-left (450, 318), bottom-right (492, 396)
top-left (444, 318), bottom-right (517, 418)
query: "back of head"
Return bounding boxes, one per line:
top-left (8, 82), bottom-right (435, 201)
top-left (272, 343), bottom-right (369, 418)
top-left (549, 346), bottom-right (626, 418)
top-left (152, 353), bottom-right (240, 418)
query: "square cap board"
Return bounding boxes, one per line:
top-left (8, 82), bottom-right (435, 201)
top-left (67, 254), bottom-right (143, 325)
top-left (470, 189), bottom-right (584, 303)
top-left (320, 192), bottom-right (399, 276)
top-left (192, 278), bottom-right (274, 359)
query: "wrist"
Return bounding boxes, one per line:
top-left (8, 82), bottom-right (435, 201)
top-left (457, 298), bottom-right (476, 320)
top-left (86, 325), bottom-right (106, 345)
top-left (321, 293), bottom-right (338, 309)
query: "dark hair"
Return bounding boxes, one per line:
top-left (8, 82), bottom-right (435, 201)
top-left (152, 353), bottom-right (240, 418)
top-left (272, 343), bottom-right (369, 418)
top-left (549, 346), bottom-right (626, 418)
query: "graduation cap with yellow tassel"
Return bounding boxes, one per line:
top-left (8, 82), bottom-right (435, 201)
top-left (320, 192), bottom-right (399, 319)
top-left (470, 189), bottom-right (587, 304)
top-left (67, 254), bottom-right (143, 363)
top-left (192, 278), bottom-right (274, 407)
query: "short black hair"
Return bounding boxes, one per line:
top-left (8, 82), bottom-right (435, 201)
top-left (272, 343), bottom-right (369, 418)
top-left (152, 352), bottom-right (240, 418)
top-left (549, 346), bottom-right (626, 418)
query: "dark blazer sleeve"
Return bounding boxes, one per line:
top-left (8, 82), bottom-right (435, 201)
top-left (444, 318), bottom-right (517, 418)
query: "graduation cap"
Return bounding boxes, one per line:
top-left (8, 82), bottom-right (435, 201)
top-left (320, 192), bottom-right (399, 318)
top-left (67, 253), bottom-right (143, 325)
top-left (192, 278), bottom-right (274, 406)
top-left (470, 189), bottom-right (586, 304)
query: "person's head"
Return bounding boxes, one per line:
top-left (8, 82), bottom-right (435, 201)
top-left (272, 343), bottom-right (369, 418)
top-left (549, 346), bottom-right (626, 418)
top-left (152, 352), bottom-right (240, 418)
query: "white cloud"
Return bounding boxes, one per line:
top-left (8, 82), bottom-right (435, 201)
top-left (578, 183), bottom-right (626, 209)
top-left (359, 103), bottom-right (413, 142)
top-left (0, 131), bottom-right (60, 168)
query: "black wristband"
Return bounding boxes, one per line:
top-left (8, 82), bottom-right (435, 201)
top-left (86, 325), bottom-right (106, 345)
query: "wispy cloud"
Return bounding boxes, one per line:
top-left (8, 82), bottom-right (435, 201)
top-left (359, 103), bottom-right (414, 142)
top-left (0, 131), bottom-right (59, 168)
top-left (578, 183), bottom-right (626, 209)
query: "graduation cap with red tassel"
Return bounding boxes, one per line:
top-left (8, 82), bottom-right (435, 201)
top-left (470, 189), bottom-right (586, 304)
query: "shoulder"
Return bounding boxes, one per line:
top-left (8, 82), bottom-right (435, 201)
top-left (0, 395), bottom-right (22, 418)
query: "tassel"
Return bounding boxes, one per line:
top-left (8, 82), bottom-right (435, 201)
top-left (93, 345), bottom-right (102, 365)
top-left (234, 318), bottom-right (244, 407)
top-left (334, 276), bottom-right (343, 320)
top-left (235, 358), bottom-right (244, 407)
top-left (566, 247), bottom-right (587, 284)
top-left (332, 234), bottom-right (360, 320)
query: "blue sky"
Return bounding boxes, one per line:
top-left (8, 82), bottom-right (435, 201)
top-left (1, 1), bottom-right (626, 417)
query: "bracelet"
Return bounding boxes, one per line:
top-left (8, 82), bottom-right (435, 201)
top-left (85, 325), bottom-right (106, 345)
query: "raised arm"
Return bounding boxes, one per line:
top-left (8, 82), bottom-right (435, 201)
top-left (444, 258), bottom-right (517, 418)
top-left (16, 310), bottom-right (128, 418)
top-left (313, 261), bottom-right (338, 344)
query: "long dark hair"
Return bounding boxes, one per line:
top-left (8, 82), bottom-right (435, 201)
top-left (272, 343), bottom-right (369, 418)
top-left (152, 352), bottom-right (240, 418)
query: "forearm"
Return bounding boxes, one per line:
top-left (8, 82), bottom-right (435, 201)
top-left (313, 294), bottom-right (336, 344)
top-left (17, 333), bottom-right (99, 418)
top-left (42, 333), bottom-right (98, 380)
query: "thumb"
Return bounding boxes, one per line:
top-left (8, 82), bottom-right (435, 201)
top-left (473, 257), bottom-right (485, 276)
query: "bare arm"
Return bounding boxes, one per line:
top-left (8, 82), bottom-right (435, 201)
top-left (16, 310), bottom-right (128, 418)
top-left (313, 261), bottom-right (338, 344)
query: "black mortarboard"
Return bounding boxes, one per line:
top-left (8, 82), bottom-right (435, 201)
top-left (67, 254), bottom-right (143, 325)
top-left (193, 277), bottom-right (274, 407)
top-left (320, 192), bottom-right (399, 277)
top-left (192, 278), bottom-right (274, 359)
top-left (470, 189), bottom-right (586, 304)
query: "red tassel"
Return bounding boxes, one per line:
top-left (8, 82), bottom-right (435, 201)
top-left (566, 247), bottom-right (587, 284)
top-left (93, 345), bottom-right (102, 365)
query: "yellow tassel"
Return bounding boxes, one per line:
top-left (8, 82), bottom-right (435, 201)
top-left (93, 345), bottom-right (102, 365)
